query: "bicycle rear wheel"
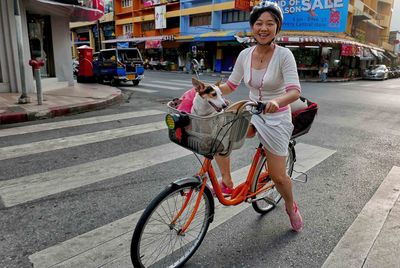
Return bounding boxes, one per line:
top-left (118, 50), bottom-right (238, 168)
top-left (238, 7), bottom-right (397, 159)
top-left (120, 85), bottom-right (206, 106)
top-left (251, 146), bottom-right (294, 214)
top-left (131, 181), bottom-right (213, 268)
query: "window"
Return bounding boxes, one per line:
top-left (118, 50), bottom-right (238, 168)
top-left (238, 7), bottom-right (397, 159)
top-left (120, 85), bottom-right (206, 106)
top-left (189, 13), bottom-right (211, 27)
top-left (122, 24), bottom-right (133, 36)
top-left (141, 21), bottom-right (154, 32)
top-left (167, 17), bottom-right (180, 29)
top-left (122, 0), bottom-right (132, 8)
top-left (222, 10), bottom-right (249, 24)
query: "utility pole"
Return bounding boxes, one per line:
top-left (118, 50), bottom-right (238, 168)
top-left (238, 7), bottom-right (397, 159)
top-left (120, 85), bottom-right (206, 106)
top-left (14, 0), bottom-right (30, 104)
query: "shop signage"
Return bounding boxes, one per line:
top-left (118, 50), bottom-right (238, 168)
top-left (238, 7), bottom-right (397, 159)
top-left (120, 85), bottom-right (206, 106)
top-left (234, 0), bottom-right (251, 11)
top-left (145, 40), bottom-right (162, 49)
top-left (341, 44), bottom-right (361, 57)
top-left (155, 5), bottom-right (166, 29)
top-left (275, 0), bottom-right (349, 32)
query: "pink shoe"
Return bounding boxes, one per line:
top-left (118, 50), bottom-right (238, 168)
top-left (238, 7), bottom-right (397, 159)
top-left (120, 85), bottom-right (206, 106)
top-left (286, 202), bottom-right (303, 232)
top-left (220, 181), bottom-right (234, 196)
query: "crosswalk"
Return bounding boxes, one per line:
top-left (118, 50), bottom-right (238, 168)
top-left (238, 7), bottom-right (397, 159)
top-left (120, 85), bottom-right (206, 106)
top-left (119, 78), bottom-right (221, 93)
top-left (0, 108), bottom-right (335, 267)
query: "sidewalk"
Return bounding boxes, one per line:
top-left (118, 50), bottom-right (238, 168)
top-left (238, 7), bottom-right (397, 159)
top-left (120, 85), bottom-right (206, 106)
top-left (0, 83), bottom-right (122, 125)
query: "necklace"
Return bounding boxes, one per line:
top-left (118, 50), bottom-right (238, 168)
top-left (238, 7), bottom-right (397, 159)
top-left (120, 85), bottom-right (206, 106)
top-left (257, 44), bottom-right (275, 63)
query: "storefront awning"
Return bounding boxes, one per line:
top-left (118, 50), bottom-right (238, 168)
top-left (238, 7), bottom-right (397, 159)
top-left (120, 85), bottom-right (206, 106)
top-left (175, 31), bottom-right (237, 42)
top-left (102, 35), bottom-right (174, 44)
top-left (26, 0), bottom-right (104, 22)
top-left (195, 30), bottom-right (237, 42)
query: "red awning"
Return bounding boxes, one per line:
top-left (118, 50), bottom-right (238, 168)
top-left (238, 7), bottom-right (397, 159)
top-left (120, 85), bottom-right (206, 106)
top-left (26, 0), bottom-right (104, 22)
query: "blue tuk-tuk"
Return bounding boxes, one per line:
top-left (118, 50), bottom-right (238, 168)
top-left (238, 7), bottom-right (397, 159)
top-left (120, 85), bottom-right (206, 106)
top-left (93, 48), bottom-right (144, 86)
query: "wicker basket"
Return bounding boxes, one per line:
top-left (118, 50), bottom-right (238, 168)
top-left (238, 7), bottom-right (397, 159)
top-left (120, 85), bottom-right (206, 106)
top-left (167, 101), bottom-right (252, 157)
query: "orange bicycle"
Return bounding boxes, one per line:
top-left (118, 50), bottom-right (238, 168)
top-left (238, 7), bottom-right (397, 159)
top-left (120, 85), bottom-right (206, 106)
top-left (131, 98), bottom-right (317, 268)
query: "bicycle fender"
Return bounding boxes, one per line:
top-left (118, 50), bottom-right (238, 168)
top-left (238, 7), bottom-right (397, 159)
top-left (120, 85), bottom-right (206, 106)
top-left (170, 177), bottom-right (215, 223)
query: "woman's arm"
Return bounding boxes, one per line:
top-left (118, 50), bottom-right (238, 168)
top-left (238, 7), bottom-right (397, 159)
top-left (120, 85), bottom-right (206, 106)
top-left (265, 89), bottom-right (300, 113)
top-left (219, 82), bottom-right (235, 95)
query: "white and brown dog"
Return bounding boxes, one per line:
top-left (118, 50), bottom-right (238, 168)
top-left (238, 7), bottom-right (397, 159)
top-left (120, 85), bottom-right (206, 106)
top-left (191, 77), bottom-right (229, 116)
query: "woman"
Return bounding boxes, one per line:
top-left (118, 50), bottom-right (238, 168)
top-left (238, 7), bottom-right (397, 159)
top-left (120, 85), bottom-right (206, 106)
top-left (216, 0), bottom-right (303, 232)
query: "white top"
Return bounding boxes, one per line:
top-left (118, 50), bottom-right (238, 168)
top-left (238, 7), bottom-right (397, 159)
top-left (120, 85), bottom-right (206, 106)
top-left (228, 45), bottom-right (301, 103)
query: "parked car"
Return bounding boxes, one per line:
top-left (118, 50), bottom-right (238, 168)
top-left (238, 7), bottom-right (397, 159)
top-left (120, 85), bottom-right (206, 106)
top-left (93, 48), bottom-right (144, 86)
top-left (363, 65), bottom-right (389, 80)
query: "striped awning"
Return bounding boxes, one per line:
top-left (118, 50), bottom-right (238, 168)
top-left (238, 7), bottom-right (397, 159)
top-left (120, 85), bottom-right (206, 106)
top-left (102, 35), bottom-right (174, 44)
top-left (274, 35), bottom-right (384, 52)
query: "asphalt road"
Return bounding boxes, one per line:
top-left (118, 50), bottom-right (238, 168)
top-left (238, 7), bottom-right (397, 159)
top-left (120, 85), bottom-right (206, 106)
top-left (0, 71), bottom-right (399, 268)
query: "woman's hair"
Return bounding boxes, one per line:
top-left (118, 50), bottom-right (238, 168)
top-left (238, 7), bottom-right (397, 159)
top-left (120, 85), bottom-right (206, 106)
top-left (249, 1), bottom-right (283, 34)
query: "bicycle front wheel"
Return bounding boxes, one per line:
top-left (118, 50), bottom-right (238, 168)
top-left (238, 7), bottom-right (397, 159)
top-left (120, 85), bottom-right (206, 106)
top-left (251, 146), bottom-right (294, 214)
top-left (131, 181), bottom-right (213, 268)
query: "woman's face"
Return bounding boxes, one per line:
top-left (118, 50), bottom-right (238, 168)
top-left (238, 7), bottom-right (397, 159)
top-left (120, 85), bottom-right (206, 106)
top-left (252, 11), bottom-right (278, 45)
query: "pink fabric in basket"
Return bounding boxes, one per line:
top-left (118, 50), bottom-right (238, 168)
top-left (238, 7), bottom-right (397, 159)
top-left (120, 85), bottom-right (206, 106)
top-left (176, 87), bottom-right (196, 113)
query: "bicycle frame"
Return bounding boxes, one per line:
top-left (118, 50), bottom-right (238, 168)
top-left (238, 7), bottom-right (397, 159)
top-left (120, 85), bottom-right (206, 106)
top-left (177, 144), bottom-right (276, 234)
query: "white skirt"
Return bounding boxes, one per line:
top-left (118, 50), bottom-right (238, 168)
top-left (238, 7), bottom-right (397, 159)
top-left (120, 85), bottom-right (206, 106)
top-left (251, 109), bottom-right (293, 157)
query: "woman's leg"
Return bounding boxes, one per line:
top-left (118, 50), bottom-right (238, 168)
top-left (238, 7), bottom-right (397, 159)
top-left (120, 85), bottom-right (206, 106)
top-left (265, 149), bottom-right (303, 231)
top-left (214, 155), bottom-right (234, 188)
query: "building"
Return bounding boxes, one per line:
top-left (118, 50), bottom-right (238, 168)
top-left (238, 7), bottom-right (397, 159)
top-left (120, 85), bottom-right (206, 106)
top-left (0, 0), bottom-right (104, 95)
top-left (83, 0), bottom-right (397, 78)
top-left (70, 0), bottom-right (115, 58)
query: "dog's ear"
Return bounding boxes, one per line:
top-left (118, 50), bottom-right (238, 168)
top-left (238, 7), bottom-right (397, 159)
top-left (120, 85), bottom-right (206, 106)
top-left (215, 78), bottom-right (223, 87)
top-left (192, 77), bottom-right (205, 92)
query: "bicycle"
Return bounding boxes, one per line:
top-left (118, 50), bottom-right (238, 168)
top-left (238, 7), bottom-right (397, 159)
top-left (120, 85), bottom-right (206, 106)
top-left (131, 97), bottom-right (318, 267)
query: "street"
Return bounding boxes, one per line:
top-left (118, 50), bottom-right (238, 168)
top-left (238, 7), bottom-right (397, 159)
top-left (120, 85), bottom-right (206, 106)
top-left (1, 71), bottom-right (400, 268)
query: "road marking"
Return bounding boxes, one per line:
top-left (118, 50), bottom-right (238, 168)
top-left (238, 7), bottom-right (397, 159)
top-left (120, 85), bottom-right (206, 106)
top-left (148, 80), bottom-right (193, 87)
top-left (322, 166), bottom-right (400, 268)
top-left (139, 84), bottom-right (186, 91)
top-left (169, 79), bottom-right (221, 84)
top-left (0, 143), bottom-right (193, 207)
top-left (29, 143), bottom-right (335, 268)
top-left (0, 110), bottom-right (164, 138)
top-left (0, 121), bottom-right (167, 161)
top-left (119, 87), bottom-right (158, 93)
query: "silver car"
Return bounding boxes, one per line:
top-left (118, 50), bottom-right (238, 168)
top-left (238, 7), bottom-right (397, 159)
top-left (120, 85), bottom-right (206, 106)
top-left (363, 65), bottom-right (389, 80)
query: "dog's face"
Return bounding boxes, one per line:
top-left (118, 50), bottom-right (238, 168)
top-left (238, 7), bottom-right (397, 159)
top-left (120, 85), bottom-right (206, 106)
top-left (192, 77), bottom-right (228, 112)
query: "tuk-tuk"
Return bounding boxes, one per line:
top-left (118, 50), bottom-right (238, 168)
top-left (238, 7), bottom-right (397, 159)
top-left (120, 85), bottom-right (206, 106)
top-left (93, 48), bottom-right (144, 86)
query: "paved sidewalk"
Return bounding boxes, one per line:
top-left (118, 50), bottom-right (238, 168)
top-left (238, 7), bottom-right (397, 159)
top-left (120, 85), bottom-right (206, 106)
top-left (0, 83), bottom-right (122, 125)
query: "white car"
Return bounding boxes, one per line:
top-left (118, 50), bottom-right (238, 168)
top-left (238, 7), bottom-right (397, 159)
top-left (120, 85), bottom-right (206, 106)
top-left (363, 65), bottom-right (389, 80)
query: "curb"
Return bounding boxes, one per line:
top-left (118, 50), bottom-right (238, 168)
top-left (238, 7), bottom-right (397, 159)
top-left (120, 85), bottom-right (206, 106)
top-left (1, 92), bottom-right (123, 125)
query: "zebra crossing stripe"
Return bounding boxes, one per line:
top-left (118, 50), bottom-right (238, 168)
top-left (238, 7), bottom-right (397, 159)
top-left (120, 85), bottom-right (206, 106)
top-left (148, 80), bottom-right (193, 87)
top-left (119, 87), bottom-right (159, 93)
top-left (0, 143), bottom-right (193, 208)
top-left (0, 121), bottom-right (167, 161)
top-left (28, 143), bottom-right (336, 267)
top-left (0, 110), bottom-right (164, 138)
top-left (139, 84), bottom-right (186, 90)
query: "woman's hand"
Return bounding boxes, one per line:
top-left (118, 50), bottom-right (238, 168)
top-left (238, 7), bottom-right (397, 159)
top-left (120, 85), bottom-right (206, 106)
top-left (264, 99), bottom-right (279, 113)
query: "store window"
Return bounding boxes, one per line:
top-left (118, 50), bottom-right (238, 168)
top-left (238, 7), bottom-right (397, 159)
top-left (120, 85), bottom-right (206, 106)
top-left (27, 14), bottom-right (55, 77)
top-left (222, 10), bottom-right (249, 24)
top-left (122, 0), bottom-right (132, 7)
top-left (189, 13), bottom-right (211, 27)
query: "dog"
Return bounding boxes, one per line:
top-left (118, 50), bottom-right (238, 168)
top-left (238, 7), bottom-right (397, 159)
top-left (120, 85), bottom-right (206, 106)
top-left (190, 77), bottom-right (229, 116)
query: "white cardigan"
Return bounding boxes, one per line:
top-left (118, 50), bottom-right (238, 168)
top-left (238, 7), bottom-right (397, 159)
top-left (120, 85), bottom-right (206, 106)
top-left (227, 45), bottom-right (301, 104)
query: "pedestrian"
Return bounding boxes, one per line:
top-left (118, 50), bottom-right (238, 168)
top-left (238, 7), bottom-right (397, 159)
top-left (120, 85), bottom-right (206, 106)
top-left (321, 59), bottom-right (329, 82)
top-left (199, 58), bottom-right (205, 72)
top-left (215, 0), bottom-right (303, 231)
